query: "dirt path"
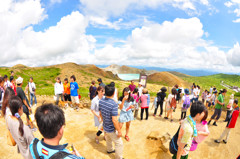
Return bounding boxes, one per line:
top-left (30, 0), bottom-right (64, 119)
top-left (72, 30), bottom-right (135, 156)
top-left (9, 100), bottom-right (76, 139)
top-left (0, 100), bottom-right (239, 159)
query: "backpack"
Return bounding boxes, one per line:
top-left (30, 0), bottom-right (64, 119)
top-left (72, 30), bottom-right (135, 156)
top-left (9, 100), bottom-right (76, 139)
top-left (170, 95), bottom-right (176, 108)
top-left (157, 95), bottom-right (162, 103)
top-left (169, 126), bottom-right (181, 154)
top-left (183, 95), bottom-right (190, 109)
top-left (32, 138), bottom-right (72, 159)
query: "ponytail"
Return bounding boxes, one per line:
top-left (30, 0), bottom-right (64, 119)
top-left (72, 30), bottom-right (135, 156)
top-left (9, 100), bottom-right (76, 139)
top-left (9, 96), bottom-right (24, 137)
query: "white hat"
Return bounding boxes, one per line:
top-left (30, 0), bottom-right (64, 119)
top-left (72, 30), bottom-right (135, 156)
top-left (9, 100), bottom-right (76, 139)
top-left (16, 77), bottom-right (23, 84)
top-left (230, 94), bottom-right (234, 99)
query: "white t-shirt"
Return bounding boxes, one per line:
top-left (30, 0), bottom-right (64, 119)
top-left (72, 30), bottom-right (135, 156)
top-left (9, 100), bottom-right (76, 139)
top-left (228, 99), bottom-right (234, 111)
top-left (197, 89), bottom-right (200, 96)
top-left (193, 88), bottom-right (198, 98)
top-left (29, 82), bottom-right (36, 94)
top-left (113, 88), bottom-right (118, 103)
top-left (206, 94), bottom-right (212, 102)
top-left (139, 87), bottom-right (143, 96)
top-left (4, 81), bottom-right (12, 89)
top-left (54, 82), bottom-right (64, 95)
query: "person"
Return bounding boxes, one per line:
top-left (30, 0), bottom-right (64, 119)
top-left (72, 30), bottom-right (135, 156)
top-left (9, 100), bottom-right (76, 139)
top-left (97, 78), bottom-right (105, 88)
top-left (118, 87), bottom-right (134, 141)
top-left (89, 80), bottom-right (97, 100)
top-left (196, 85), bottom-right (200, 101)
top-left (29, 77), bottom-right (37, 107)
top-left (70, 75), bottom-right (82, 109)
top-left (10, 71), bottom-right (14, 78)
top-left (54, 77), bottom-right (64, 106)
top-left (172, 101), bottom-right (206, 159)
top-left (209, 91), bottom-right (217, 109)
top-left (190, 109), bottom-right (209, 151)
top-left (99, 84), bottom-right (123, 159)
top-left (201, 90), bottom-right (207, 104)
top-left (4, 75), bottom-right (11, 90)
top-left (140, 88), bottom-right (150, 120)
top-left (205, 91), bottom-right (211, 108)
top-left (154, 87), bottom-right (167, 117)
top-left (16, 77), bottom-right (35, 131)
top-left (110, 82), bottom-right (118, 103)
top-left (208, 89), bottom-right (227, 126)
top-left (91, 86), bottom-right (105, 144)
top-left (131, 88), bottom-right (140, 119)
top-left (214, 99), bottom-right (239, 144)
top-left (164, 88), bottom-right (177, 122)
top-left (138, 82), bottom-right (144, 96)
top-left (0, 77), bottom-right (5, 112)
top-left (128, 80), bottom-right (136, 93)
top-left (63, 78), bottom-right (71, 108)
top-left (2, 87), bottom-right (15, 118)
top-left (7, 96), bottom-right (34, 159)
top-left (30, 104), bottom-right (85, 159)
top-left (192, 85), bottom-right (198, 103)
top-left (209, 86), bottom-right (213, 94)
top-left (180, 89), bottom-right (191, 120)
top-left (10, 76), bottom-right (17, 95)
top-left (224, 94), bottom-right (234, 122)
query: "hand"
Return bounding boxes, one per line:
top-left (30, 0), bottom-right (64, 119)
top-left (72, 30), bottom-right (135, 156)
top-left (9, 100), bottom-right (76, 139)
top-left (28, 107), bottom-right (32, 112)
top-left (124, 95), bottom-right (128, 100)
top-left (130, 105), bottom-right (135, 108)
top-left (117, 131), bottom-right (122, 138)
top-left (72, 149), bottom-right (81, 157)
top-left (98, 116), bottom-right (102, 122)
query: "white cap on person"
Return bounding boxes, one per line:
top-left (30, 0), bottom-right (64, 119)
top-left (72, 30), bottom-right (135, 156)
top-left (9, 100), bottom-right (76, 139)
top-left (16, 77), bottom-right (23, 84)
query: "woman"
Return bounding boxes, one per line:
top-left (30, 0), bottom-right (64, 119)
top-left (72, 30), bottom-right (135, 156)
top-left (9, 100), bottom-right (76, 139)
top-left (91, 86), bottom-right (105, 144)
top-left (154, 87), bottom-right (167, 117)
top-left (118, 87), bottom-right (134, 141)
top-left (131, 88), bottom-right (140, 119)
top-left (2, 87), bottom-right (15, 118)
top-left (0, 77), bottom-right (5, 112)
top-left (225, 94), bottom-right (234, 122)
top-left (140, 88), bottom-right (150, 120)
top-left (63, 78), bottom-right (71, 108)
top-left (89, 81), bottom-right (97, 101)
top-left (7, 96), bottom-right (34, 159)
top-left (190, 109), bottom-right (209, 151)
top-left (54, 77), bottom-right (64, 105)
top-left (10, 76), bottom-right (17, 95)
top-left (164, 88), bottom-right (177, 122)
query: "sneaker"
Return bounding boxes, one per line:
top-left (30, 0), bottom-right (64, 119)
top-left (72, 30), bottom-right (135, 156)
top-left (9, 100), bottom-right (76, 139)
top-left (207, 121), bottom-right (211, 125)
top-left (164, 117), bottom-right (168, 119)
top-left (107, 150), bottom-right (115, 154)
top-left (213, 122), bottom-right (217, 126)
top-left (31, 128), bottom-right (37, 132)
top-left (159, 115), bottom-right (161, 117)
top-left (170, 119), bottom-right (173, 122)
top-left (153, 114), bottom-right (156, 117)
top-left (223, 140), bottom-right (227, 144)
top-left (214, 140), bottom-right (220, 143)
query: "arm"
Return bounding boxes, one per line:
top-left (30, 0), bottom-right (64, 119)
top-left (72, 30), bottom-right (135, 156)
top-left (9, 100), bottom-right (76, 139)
top-left (216, 99), bottom-right (224, 106)
top-left (23, 99), bottom-right (31, 111)
top-left (176, 142), bottom-right (186, 159)
top-left (112, 116), bottom-right (122, 137)
top-left (197, 131), bottom-right (209, 136)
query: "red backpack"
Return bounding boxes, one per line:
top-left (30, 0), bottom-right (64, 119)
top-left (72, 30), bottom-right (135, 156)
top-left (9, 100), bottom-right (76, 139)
top-left (170, 95), bottom-right (176, 108)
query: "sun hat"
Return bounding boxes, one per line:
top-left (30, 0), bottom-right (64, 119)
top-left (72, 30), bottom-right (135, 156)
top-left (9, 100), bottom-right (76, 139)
top-left (16, 77), bottom-right (23, 84)
top-left (184, 88), bottom-right (190, 95)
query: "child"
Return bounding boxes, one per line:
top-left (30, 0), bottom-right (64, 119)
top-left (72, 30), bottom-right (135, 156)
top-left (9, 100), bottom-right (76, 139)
top-left (140, 88), bottom-right (150, 120)
top-left (63, 78), bottom-right (72, 108)
top-left (131, 88), bottom-right (140, 119)
top-left (190, 109), bottom-right (209, 151)
top-left (54, 77), bottom-right (64, 106)
top-left (180, 89), bottom-right (191, 120)
top-left (6, 96), bottom-right (34, 159)
top-left (201, 90), bottom-right (207, 104)
top-left (209, 91), bottom-right (217, 109)
top-left (164, 88), bottom-right (177, 122)
top-left (224, 94), bottom-right (234, 122)
top-left (91, 86), bottom-right (105, 144)
top-left (118, 87), bottom-right (135, 141)
top-left (215, 99), bottom-right (239, 144)
top-left (70, 75), bottom-right (82, 110)
top-left (205, 91), bottom-right (211, 108)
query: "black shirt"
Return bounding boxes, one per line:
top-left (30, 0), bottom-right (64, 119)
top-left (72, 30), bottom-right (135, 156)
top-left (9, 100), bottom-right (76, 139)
top-left (157, 92), bottom-right (166, 103)
top-left (16, 87), bottom-right (26, 105)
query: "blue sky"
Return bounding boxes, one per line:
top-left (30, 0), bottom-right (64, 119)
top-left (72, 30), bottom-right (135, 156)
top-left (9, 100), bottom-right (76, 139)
top-left (1, 0), bottom-right (240, 73)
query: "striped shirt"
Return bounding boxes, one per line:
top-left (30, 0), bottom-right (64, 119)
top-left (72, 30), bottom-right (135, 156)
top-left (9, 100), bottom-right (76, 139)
top-left (99, 97), bottom-right (118, 133)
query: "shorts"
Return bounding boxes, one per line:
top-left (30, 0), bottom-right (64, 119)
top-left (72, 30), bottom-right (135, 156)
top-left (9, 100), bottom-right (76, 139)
top-left (71, 96), bottom-right (79, 104)
top-left (64, 94), bottom-right (71, 101)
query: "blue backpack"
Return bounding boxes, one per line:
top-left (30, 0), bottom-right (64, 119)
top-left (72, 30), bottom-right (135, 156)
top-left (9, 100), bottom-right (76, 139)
top-left (183, 95), bottom-right (190, 109)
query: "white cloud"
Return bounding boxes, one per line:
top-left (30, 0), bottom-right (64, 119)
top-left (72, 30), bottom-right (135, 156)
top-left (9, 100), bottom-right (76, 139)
top-left (227, 42), bottom-right (240, 66)
top-left (225, 0), bottom-right (240, 22)
top-left (233, 18), bottom-right (240, 22)
top-left (225, 1), bottom-right (233, 7)
top-left (50, 0), bottom-right (62, 4)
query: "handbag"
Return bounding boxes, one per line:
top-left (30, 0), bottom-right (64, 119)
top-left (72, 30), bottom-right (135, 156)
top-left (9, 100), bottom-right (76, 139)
top-left (7, 129), bottom-right (16, 146)
top-left (227, 104), bottom-right (231, 109)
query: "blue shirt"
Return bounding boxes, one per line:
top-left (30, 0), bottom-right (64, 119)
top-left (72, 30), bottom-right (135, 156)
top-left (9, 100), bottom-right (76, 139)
top-left (70, 82), bottom-right (79, 96)
top-left (99, 97), bottom-right (118, 133)
top-left (30, 138), bottom-right (84, 159)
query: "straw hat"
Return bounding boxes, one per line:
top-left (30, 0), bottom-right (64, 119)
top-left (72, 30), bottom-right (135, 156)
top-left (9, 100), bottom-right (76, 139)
top-left (16, 77), bottom-right (23, 84)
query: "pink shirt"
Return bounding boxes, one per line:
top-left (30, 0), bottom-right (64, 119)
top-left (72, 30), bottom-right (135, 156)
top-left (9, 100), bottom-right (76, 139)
top-left (131, 94), bottom-right (139, 103)
top-left (140, 94), bottom-right (148, 108)
top-left (195, 121), bottom-right (209, 143)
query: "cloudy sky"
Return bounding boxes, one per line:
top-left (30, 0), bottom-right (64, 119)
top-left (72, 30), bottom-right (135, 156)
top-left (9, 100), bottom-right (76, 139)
top-left (1, 0), bottom-right (240, 73)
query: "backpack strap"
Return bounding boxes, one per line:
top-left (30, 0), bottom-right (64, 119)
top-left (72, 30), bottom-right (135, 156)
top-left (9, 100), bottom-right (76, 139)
top-left (32, 138), bottom-right (44, 159)
top-left (49, 151), bottom-right (72, 159)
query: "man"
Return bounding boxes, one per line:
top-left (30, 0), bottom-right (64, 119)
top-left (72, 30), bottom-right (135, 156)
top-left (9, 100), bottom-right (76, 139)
top-left (70, 75), bottom-right (82, 110)
top-left (99, 84), bottom-right (123, 159)
top-left (215, 99), bottom-right (239, 144)
top-left (10, 71), bottom-right (14, 78)
top-left (128, 80), bottom-right (136, 93)
top-left (208, 89), bottom-right (227, 126)
top-left (97, 78), bottom-right (105, 88)
top-left (16, 77), bottom-right (35, 131)
top-left (30, 104), bottom-right (85, 159)
top-left (209, 86), bottom-right (213, 94)
top-left (3, 75), bottom-right (11, 90)
top-left (173, 101), bottom-right (206, 159)
top-left (29, 77), bottom-right (37, 107)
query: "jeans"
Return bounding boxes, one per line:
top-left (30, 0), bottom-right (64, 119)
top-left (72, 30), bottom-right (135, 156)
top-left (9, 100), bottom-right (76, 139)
top-left (30, 93), bottom-right (37, 106)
